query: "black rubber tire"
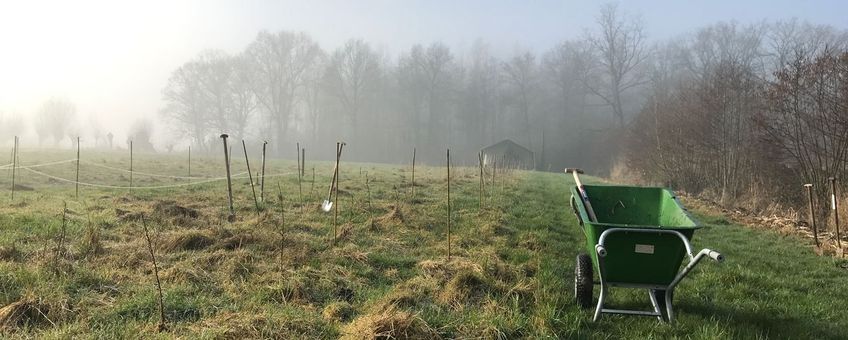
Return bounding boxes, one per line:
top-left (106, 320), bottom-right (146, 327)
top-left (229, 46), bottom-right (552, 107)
top-left (575, 253), bottom-right (593, 309)
top-left (652, 289), bottom-right (674, 321)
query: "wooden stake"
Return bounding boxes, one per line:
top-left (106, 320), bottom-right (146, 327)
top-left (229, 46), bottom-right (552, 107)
top-left (831, 177), bottom-right (842, 253)
top-left (141, 214), bottom-right (167, 332)
top-left (10, 136), bottom-right (17, 200)
top-left (411, 148), bottom-right (416, 201)
top-left (365, 172), bottom-right (373, 223)
top-left (276, 181), bottom-right (285, 270)
top-left (221, 134), bottom-right (235, 221)
top-left (260, 141), bottom-right (267, 203)
top-left (129, 140), bottom-right (133, 191)
top-left (297, 143), bottom-right (303, 214)
top-left (478, 151), bottom-right (484, 210)
top-left (805, 184), bottom-right (819, 247)
top-left (242, 140), bottom-right (260, 215)
top-left (333, 143), bottom-right (344, 244)
top-left (75, 136), bottom-right (80, 199)
top-left (301, 148), bottom-right (306, 177)
top-left (311, 167), bottom-right (315, 196)
top-left (447, 149), bottom-right (451, 261)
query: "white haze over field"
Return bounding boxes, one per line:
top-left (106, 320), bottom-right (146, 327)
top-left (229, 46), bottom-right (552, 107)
top-left (1, 0), bottom-right (846, 149)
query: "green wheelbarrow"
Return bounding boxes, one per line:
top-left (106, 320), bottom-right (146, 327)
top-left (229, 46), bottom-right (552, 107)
top-left (566, 169), bottom-right (724, 323)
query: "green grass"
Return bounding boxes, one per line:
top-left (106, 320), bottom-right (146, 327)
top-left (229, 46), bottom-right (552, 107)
top-left (0, 149), bottom-right (846, 338)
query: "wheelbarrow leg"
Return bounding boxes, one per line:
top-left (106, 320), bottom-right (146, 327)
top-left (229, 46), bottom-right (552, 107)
top-left (593, 285), bottom-right (606, 322)
top-left (665, 289), bottom-right (675, 323)
top-left (648, 290), bottom-right (664, 322)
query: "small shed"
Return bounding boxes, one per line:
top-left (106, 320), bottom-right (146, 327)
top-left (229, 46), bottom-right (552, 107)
top-left (481, 139), bottom-right (535, 170)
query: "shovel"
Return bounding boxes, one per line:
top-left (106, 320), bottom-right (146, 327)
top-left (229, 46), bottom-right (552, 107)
top-left (322, 142), bottom-right (345, 212)
top-left (566, 168), bottom-right (598, 222)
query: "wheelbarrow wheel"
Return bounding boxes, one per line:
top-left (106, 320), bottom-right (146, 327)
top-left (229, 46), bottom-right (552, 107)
top-left (575, 253), bottom-right (593, 309)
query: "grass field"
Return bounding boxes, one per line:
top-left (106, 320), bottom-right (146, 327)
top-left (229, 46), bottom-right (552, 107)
top-left (0, 149), bottom-right (846, 339)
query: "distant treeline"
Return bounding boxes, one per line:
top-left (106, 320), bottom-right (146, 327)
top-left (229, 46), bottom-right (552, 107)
top-left (158, 4), bottom-right (848, 213)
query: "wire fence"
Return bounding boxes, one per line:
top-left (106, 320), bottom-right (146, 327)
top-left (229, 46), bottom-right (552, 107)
top-left (1, 158), bottom-right (297, 191)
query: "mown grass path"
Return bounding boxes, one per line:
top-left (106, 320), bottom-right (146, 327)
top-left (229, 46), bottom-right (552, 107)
top-left (508, 172), bottom-right (848, 339)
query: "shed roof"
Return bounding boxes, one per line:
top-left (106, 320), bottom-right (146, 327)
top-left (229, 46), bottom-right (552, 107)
top-left (481, 139), bottom-right (532, 154)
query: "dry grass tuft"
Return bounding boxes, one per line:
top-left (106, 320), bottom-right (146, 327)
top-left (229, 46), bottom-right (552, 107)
top-left (340, 306), bottom-right (440, 340)
top-left (153, 200), bottom-right (200, 219)
top-left (322, 301), bottom-right (355, 322)
top-left (0, 244), bottom-right (21, 262)
top-left (437, 270), bottom-right (489, 308)
top-left (0, 296), bottom-right (54, 330)
top-left (160, 231), bottom-right (214, 252)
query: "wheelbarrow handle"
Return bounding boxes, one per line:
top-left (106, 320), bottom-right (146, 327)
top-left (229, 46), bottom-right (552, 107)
top-left (705, 249), bottom-right (724, 262)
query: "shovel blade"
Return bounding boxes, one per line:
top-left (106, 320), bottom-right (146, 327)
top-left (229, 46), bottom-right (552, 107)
top-left (321, 200), bottom-right (333, 212)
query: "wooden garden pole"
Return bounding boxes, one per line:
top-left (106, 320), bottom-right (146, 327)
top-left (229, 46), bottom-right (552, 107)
top-left (75, 136), bottom-right (80, 199)
top-left (830, 177), bottom-right (842, 253)
top-left (411, 148), bottom-right (416, 200)
top-left (478, 151), bottom-right (484, 210)
top-left (301, 148), bottom-right (306, 177)
top-left (221, 134), bottom-right (235, 221)
top-left (447, 149), bottom-right (451, 261)
top-left (10, 136), bottom-right (17, 200)
top-left (805, 184), bottom-right (819, 247)
top-left (129, 140), bottom-right (133, 191)
top-left (260, 141), bottom-right (267, 203)
top-left (242, 140), bottom-right (260, 215)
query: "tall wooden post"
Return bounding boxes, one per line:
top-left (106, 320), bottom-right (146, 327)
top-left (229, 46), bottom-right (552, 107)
top-left (242, 140), bottom-right (260, 215)
top-left (301, 148), bottom-right (306, 177)
top-left (10, 136), bottom-right (17, 200)
top-left (447, 149), bottom-right (451, 261)
top-left (478, 151), bottom-right (484, 210)
top-left (75, 136), bottom-right (80, 199)
top-left (411, 148), bottom-right (416, 200)
top-left (221, 134), bottom-right (235, 221)
top-left (260, 141), bottom-right (267, 203)
top-left (805, 184), bottom-right (819, 247)
top-left (830, 177), bottom-right (842, 252)
top-left (129, 140), bottom-right (133, 190)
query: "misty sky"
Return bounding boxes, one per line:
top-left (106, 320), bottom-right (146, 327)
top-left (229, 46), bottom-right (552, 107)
top-left (1, 0), bottom-right (846, 144)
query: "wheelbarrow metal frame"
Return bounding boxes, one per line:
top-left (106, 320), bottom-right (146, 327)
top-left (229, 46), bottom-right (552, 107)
top-left (593, 227), bottom-right (723, 323)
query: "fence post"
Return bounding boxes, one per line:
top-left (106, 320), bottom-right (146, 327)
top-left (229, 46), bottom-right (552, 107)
top-left (10, 136), bottom-right (17, 200)
top-left (75, 136), bottom-right (80, 199)
top-left (411, 148), bottom-right (416, 201)
top-left (260, 141), bottom-right (267, 203)
top-left (805, 184), bottom-right (819, 247)
top-left (129, 140), bottom-right (133, 191)
top-left (830, 177), bottom-right (842, 253)
top-left (242, 140), bottom-right (260, 215)
top-left (447, 148), bottom-right (451, 261)
top-left (221, 134), bottom-right (235, 221)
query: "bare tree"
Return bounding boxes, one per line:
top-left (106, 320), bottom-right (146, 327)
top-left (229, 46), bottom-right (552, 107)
top-left (324, 39), bottom-right (381, 144)
top-left (585, 3), bottom-right (648, 127)
top-left (502, 49), bottom-right (538, 150)
top-left (161, 60), bottom-right (210, 150)
top-left (36, 98), bottom-right (77, 146)
top-left (244, 31), bottom-right (322, 153)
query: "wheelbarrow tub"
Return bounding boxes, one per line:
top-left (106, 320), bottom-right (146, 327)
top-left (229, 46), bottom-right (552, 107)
top-left (570, 185), bottom-right (701, 286)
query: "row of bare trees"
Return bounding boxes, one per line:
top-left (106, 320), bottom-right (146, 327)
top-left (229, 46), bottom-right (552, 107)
top-left (160, 4), bottom-right (648, 166)
top-left (626, 20), bottom-right (848, 218)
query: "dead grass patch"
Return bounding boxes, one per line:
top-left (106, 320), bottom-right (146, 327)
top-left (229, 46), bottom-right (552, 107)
top-left (340, 306), bottom-right (439, 340)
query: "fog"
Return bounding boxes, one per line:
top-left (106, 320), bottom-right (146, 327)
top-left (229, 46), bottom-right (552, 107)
top-left (2, 0), bottom-right (847, 170)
